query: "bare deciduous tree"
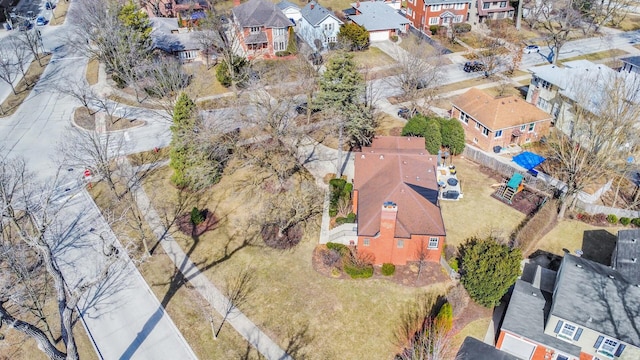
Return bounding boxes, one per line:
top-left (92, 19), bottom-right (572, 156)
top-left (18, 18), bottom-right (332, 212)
top-left (215, 266), bottom-right (256, 338)
top-left (392, 42), bottom-right (444, 112)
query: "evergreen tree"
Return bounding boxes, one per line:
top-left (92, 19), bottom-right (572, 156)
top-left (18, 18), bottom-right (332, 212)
top-left (401, 116), bottom-right (428, 137)
top-left (118, 1), bottom-right (152, 44)
top-left (216, 55), bottom-right (248, 88)
top-left (459, 236), bottom-right (522, 307)
top-left (170, 93), bottom-right (196, 188)
top-left (338, 23), bottom-right (370, 51)
top-left (286, 26), bottom-right (297, 55)
top-left (439, 118), bottom-right (465, 155)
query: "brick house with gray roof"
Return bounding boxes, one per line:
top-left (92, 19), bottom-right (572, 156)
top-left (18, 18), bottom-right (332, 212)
top-left (232, 0), bottom-right (293, 59)
top-left (497, 253), bottom-right (640, 360)
top-left (405, 0), bottom-right (471, 34)
top-left (353, 136), bottom-right (446, 265)
top-left (346, 1), bottom-right (410, 41)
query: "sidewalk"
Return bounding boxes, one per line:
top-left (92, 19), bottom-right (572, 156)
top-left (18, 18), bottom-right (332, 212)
top-left (125, 158), bottom-right (292, 360)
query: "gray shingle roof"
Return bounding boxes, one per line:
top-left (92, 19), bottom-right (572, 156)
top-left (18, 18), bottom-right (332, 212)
top-left (612, 229), bottom-right (640, 285)
top-left (276, 0), bottom-right (300, 11)
top-left (151, 18), bottom-right (201, 53)
top-left (300, 1), bottom-right (343, 26)
top-left (232, 0), bottom-right (292, 28)
top-left (551, 254), bottom-right (640, 347)
top-left (502, 279), bottom-right (583, 357)
top-left (621, 55), bottom-right (640, 68)
top-left (455, 337), bottom-right (519, 360)
top-left (348, 2), bottom-right (409, 31)
top-left (424, 0), bottom-right (471, 4)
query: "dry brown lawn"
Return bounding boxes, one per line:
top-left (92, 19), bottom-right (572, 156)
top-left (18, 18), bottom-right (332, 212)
top-left (0, 54), bottom-right (51, 118)
top-left (73, 107), bottom-right (145, 131)
top-left (535, 220), bottom-right (623, 257)
top-left (86, 58), bottom-right (99, 86)
top-left (613, 14), bottom-right (640, 31)
top-left (440, 157), bottom-right (527, 249)
top-left (559, 49), bottom-right (629, 64)
top-left (49, 0), bottom-right (70, 26)
top-left (450, 317), bottom-right (492, 352)
top-left (435, 76), bottom-right (494, 95)
top-left (351, 47), bottom-right (396, 68)
top-left (376, 114), bottom-right (405, 136)
top-left (141, 164), bottom-right (451, 359)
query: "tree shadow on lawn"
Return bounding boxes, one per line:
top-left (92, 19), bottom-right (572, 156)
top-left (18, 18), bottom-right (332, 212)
top-left (581, 229), bottom-right (617, 266)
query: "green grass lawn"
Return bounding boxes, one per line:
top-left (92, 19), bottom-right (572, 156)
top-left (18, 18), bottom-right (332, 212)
top-left (440, 158), bottom-right (527, 250)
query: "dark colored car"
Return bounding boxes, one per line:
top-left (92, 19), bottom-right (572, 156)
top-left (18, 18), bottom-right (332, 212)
top-left (45, 2), bottom-right (56, 10)
top-left (397, 107), bottom-right (420, 119)
top-left (463, 61), bottom-right (486, 73)
top-left (295, 102), bottom-right (320, 115)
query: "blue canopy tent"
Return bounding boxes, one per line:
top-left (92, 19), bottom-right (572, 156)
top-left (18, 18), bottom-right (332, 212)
top-left (512, 151), bottom-right (546, 176)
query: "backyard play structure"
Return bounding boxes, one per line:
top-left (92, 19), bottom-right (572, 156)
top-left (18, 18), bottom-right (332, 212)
top-left (496, 173), bottom-right (525, 204)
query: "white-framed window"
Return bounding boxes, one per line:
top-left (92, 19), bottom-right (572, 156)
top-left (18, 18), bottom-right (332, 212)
top-left (327, 36), bottom-right (337, 43)
top-left (537, 97), bottom-right (549, 111)
top-left (500, 1), bottom-right (507, 7)
top-left (455, 15), bottom-right (463, 22)
top-left (558, 322), bottom-right (577, 340)
top-left (473, 137), bottom-right (478, 143)
top-left (596, 337), bottom-right (620, 358)
top-left (250, 26), bottom-right (260, 33)
top-left (429, 17), bottom-right (439, 25)
top-left (324, 22), bottom-right (334, 32)
top-left (397, 239), bottom-right (404, 248)
top-left (482, 127), bottom-right (489, 136)
top-left (431, 4), bottom-right (441, 11)
top-left (363, 238), bottom-right (370, 246)
top-left (495, 130), bottom-right (503, 138)
top-left (273, 27), bottom-right (286, 36)
top-left (529, 123), bottom-right (535, 132)
top-left (460, 112), bottom-right (468, 124)
top-left (428, 237), bottom-right (439, 249)
top-left (274, 41), bottom-right (286, 51)
top-left (520, 124), bottom-right (526, 131)
top-left (483, 2), bottom-right (490, 9)
top-left (407, 7), bottom-right (413, 15)
top-left (454, 2), bottom-right (465, 9)
top-left (443, 4), bottom-right (452, 9)
top-left (475, 121), bottom-right (480, 129)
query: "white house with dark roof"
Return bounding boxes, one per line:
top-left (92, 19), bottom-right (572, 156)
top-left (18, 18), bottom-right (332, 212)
top-left (347, 1), bottom-right (410, 41)
top-left (497, 254), bottom-right (640, 360)
top-left (299, 1), bottom-right (343, 52)
top-left (276, 0), bottom-right (302, 24)
top-left (232, 0), bottom-right (293, 59)
top-left (151, 17), bottom-right (205, 63)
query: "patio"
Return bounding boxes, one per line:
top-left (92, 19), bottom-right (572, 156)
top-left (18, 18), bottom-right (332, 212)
top-left (438, 165), bottom-right (463, 201)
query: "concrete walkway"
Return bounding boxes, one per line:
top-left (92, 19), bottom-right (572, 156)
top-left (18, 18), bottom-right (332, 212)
top-left (125, 158), bottom-right (292, 360)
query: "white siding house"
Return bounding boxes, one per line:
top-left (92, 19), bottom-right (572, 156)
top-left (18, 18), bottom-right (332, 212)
top-left (299, 1), bottom-right (343, 52)
top-left (277, 0), bottom-right (302, 24)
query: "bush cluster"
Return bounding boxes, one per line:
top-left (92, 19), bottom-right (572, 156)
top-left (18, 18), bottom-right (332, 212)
top-left (435, 302), bottom-right (453, 331)
top-left (513, 199), bottom-right (557, 252)
top-left (620, 217), bottom-right (631, 226)
top-left (453, 23), bottom-right (471, 34)
top-left (344, 263), bottom-right (374, 278)
top-left (632, 218), bottom-right (640, 227)
top-left (381, 263), bottom-right (395, 276)
top-left (606, 214), bottom-right (618, 224)
top-left (335, 212), bottom-right (356, 225)
top-left (190, 207), bottom-right (205, 225)
top-left (390, 35), bottom-right (398, 42)
top-left (448, 258), bottom-right (459, 272)
top-left (329, 178), bottom-right (353, 217)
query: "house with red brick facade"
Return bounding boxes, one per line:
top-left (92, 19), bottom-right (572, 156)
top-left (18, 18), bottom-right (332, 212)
top-left (475, 0), bottom-right (515, 23)
top-left (353, 136), bottom-right (446, 266)
top-left (405, 0), bottom-right (471, 34)
top-left (232, 0), bottom-right (293, 59)
top-left (144, 0), bottom-right (208, 18)
top-left (451, 88), bottom-right (552, 153)
top-left (496, 250), bottom-right (640, 360)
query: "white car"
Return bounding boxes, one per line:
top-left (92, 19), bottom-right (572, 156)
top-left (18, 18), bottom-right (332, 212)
top-left (523, 45), bottom-right (540, 54)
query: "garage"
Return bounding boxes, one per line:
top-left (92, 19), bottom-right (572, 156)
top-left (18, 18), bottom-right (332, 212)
top-left (369, 30), bottom-right (390, 42)
top-left (500, 334), bottom-right (536, 359)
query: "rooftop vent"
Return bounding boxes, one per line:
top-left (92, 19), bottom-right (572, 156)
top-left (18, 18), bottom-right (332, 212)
top-left (532, 292), bottom-right (537, 297)
top-left (379, 155), bottom-right (384, 160)
top-left (608, 275), bottom-right (615, 279)
top-left (576, 264), bottom-right (583, 268)
top-left (416, 176), bottom-right (420, 181)
top-left (361, 154), bottom-right (365, 159)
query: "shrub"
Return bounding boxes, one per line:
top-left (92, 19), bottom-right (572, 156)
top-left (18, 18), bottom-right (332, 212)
top-left (381, 263), bottom-right (395, 276)
top-left (606, 214), bottom-right (618, 224)
top-left (390, 35), bottom-right (398, 42)
top-left (435, 302), bottom-right (453, 331)
top-left (275, 51), bottom-right (290, 57)
top-left (459, 236), bottom-right (522, 307)
top-left (326, 242), bottom-right (350, 257)
top-left (453, 23), bottom-right (472, 33)
top-left (335, 216), bottom-right (348, 225)
top-left (190, 207), bottom-right (205, 225)
top-left (620, 217), bottom-right (631, 226)
top-left (447, 284), bottom-right (469, 317)
top-left (329, 209), bottom-right (338, 217)
top-left (429, 25), bottom-right (439, 35)
top-left (632, 218), bottom-right (640, 227)
top-left (513, 199), bottom-right (557, 253)
top-left (344, 263), bottom-right (374, 278)
top-left (321, 248), bottom-right (341, 267)
top-left (593, 213), bottom-right (607, 223)
top-left (448, 258), bottom-right (459, 272)
top-left (346, 212), bottom-right (356, 223)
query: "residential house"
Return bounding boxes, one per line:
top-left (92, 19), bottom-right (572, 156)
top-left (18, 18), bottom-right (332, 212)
top-left (353, 136), bottom-right (446, 266)
top-left (619, 55), bottom-right (640, 74)
top-left (276, 0), bottom-right (302, 24)
top-left (151, 17), bottom-right (206, 63)
top-left (145, 0), bottom-right (208, 18)
top-left (299, 1), bottom-right (344, 52)
top-left (232, 0), bottom-right (293, 59)
top-left (526, 59), bottom-right (640, 138)
top-left (346, 1), bottom-right (410, 41)
top-left (405, 0), bottom-right (471, 34)
top-left (475, 0), bottom-right (514, 23)
top-left (451, 88), bottom-right (552, 152)
top-left (456, 337), bottom-right (519, 360)
top-left (497, 254), bottom-right (640, 360)
top-left (611, 229), bottom-right (640, 285)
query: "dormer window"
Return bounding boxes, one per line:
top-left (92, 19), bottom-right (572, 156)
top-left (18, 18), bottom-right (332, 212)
top-left (595, 336), bottom-right (626, 358)
top-left (250, 27), bottom-right (260, 33)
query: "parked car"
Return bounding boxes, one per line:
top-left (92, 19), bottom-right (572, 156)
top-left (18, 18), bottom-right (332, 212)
top-left (45, 1), bottom-right (56, 10)
top-left (463, 61), bottom-right (486, 73)
top-left (295, 102), bottom-right (320, 115)
top-left (36, 16), bottom-right (47, 26)
top-left (397, 107), bottom-right (420, 119)
top-left (523, 45), bottom-right (540, 54)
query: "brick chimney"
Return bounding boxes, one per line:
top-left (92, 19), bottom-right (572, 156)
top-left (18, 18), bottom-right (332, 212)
top-left (233, 0), bottom-right (240, 6)
top-left (380, 201), bottom-right (398, 239)
top-left (356, 1), bottom-right (360, 7)
top-left (310, 2), bottom-right (315, 10)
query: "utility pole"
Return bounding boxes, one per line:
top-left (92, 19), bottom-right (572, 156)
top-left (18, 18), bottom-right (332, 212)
top-left (516, 0), bottom-right (523, 31)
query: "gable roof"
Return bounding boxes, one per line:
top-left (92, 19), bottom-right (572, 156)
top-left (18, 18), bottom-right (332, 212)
top-left (276, 0), bottom-right (300, 11)
top-left (151, 18), bottom-right (201, 53)
top-left (348, 1), bottom-right (409, 31)
top-left (354, 136), bottom-right (445, 238)
top-left (451, 88), bottom-right (551, 130)
top-left (456, 337), bottom-right (519, 360)
top-left (551, 254), bottom-right (640, 347)
top-left (301, 1), bottom-right (343, 26)
top-left (232, 0), bottom-right (292, 28)
top-left (612, 229), bottom-right (640, 285)
top-left (621, 55), bottom-right (640, 68)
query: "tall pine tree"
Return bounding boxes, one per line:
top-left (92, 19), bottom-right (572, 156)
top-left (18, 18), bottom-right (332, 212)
top-left (170, 93), bottom-right (196, 188)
